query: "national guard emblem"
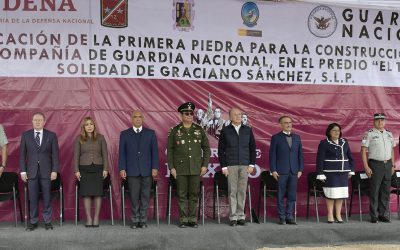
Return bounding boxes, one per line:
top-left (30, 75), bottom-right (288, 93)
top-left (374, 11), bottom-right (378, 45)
top-left (173, 0), bottom-right (195, 31)
top-left (241, 2), bottom-right (259, 28)
top-left (308, 5), bottom-right (337, 38)
top-left (101, 0), bottom-right (128, 28)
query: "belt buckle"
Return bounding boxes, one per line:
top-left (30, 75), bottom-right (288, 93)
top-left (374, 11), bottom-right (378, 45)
top-left (383, 160), bottom-right (387, 163)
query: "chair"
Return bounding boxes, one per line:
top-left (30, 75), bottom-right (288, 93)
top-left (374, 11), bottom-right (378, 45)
top-left (75, 175), bottom-right (114, 226)
top-left (390, 170), bottom-right (400, 219)
top-left (24, 172), bottom-right (64, 227)
top-left (121, 179), bottom-right (159, 226)
top-left (0, 172), bottom-right (24, 226)
top-left (257, 170), bottom-right (297, 223)
top-left (213, 171), bottom-right (253, 224)
top-left (349, 171), bottom-right (369, 222)
top-left (165, 175), bottom-right (204, 225)
top-left (306, 171), bottom-right (325, 223)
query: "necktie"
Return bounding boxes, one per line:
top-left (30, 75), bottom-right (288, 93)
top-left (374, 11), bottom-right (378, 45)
top-left (35, 132), bottom-right (40, 149)
top-left (136, 129), bottom-right (140, 133)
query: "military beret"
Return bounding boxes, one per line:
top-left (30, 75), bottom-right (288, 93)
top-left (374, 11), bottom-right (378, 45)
top-left (178, 102), bottom-right (195, 113)
top-left (373, 113), bottom-right (385, 119)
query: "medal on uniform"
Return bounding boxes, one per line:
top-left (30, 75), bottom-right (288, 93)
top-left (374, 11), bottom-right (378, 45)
top-left (181, 140), bottom-right (185, 144)
top-left (194, 139), bottom-right (197, 143)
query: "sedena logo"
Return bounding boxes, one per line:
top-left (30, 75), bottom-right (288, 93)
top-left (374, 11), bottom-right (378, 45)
top-left (3, 0), bottom-right (77, 11)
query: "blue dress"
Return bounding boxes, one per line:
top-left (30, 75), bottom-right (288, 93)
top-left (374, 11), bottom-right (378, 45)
top-left (316, 138), bottom-right (355, 199)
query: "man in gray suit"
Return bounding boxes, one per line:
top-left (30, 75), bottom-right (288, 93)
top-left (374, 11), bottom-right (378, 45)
top-left (19, 112), bottom-right (59, 231)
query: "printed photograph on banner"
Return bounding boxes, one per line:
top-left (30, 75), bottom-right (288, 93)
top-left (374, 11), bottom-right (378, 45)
top-left (308, 5), bottom-right (337, 38)
top-left (173, 0), bottom-right (195, 31)
top-left (101, 0), bottom-right (128, 28)
top-left (238, 1), bottom-right (262, 37)
top-left (194, 93), bottom-right (251, 140)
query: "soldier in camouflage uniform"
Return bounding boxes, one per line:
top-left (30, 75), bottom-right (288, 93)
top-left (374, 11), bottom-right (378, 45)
top-left (167, 102), bottom-right (210, 228)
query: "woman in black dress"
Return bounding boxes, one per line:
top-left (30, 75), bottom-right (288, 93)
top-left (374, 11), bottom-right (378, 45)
top-left (316, 123), bottom-right (354, 223)
top-left (74, 117), bottom-right (108, 227)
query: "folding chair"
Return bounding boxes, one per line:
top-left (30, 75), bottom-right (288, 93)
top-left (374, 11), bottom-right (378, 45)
top-left (166, 176), bottom-right (204, 225)
top-left (390, 170), bottom-right (400, 219)
top-left (75, 175), bottom-right (114, 225)
top-left (24, 172), bottom-right (64, 227)
top-left (306, 172), bottom-right (325, 223)
top-left (121, 179), bottom-right (159, 226)
top-left (213, 171), bottom-right (252, 224)
top-left (257, 170), bottom-right (297, 223)
top-left (349, 171), bottom-right (369, 222)
top-left (0, 172), bottom-right (24, 226)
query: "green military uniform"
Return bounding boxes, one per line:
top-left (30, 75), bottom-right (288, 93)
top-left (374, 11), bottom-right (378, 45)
top-left (167, 103), bottom-right (210, 225)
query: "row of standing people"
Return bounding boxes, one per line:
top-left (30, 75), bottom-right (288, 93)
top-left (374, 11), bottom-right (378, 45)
top-left (0, 108), bottom-right (396, 230)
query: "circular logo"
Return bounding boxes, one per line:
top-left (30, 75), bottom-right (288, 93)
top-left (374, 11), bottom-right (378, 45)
top-left (241, 2), bottom-right (259, 28)
top-left (308, 5), bottom-right (337, 38)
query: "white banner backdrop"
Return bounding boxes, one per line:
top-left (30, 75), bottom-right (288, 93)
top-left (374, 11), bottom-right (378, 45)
top-left (0, 0), bottom-right (399, 86)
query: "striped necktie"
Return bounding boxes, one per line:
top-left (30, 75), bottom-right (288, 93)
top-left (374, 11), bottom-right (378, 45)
top-left (35, 132), bottom-right (40, 149)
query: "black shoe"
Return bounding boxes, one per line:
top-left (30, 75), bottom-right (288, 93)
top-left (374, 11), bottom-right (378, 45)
top-left (378, 216), bottom-right (390, 223)
top-left (278, 218), bottom-right (286, 225)
top-left (335, 220), bottom-right (344, 224)
top-left (26, 223), bottom-right (38, 231)
top-left (92, 224), bottom-right (99, 228)
top-left (370, 217), bottom-right (378, 223)
top-left (138, 222), bottom-right (148, 228)
top-left (230, 220), bottom-right (237, 227)
top-left (237, 219), bottom-right (248, 226)
top-left (44, 223), bottom-right (53, 230)
top-left (178, 222), bottom-right (187, 228)
top-left (286, 219), bottom-right (297, 225)
top-left (327, 220), bottom-right (334, 224)
top-left (130, 223), bottom-right (139, 229)
top-left (188, 222), bottom-right (198, 228)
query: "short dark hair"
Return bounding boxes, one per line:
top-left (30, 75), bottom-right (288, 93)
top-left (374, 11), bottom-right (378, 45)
top-left (278, 115), bottom-right (291, 123)
top-left (32, 112), bottom-right (46, 120)
top-left (325, 123), bottom-right (342, 140)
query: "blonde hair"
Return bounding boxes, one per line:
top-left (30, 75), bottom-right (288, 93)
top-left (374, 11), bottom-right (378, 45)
top-left (79, 117), bottom-right (97, 143)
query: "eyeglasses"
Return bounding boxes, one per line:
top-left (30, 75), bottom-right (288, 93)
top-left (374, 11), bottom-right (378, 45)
top-left (183, 112), bottom-right (194, 116)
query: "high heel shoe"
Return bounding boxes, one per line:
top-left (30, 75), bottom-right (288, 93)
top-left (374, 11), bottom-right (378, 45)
top-left (327, 220), bottom-right (334, 224)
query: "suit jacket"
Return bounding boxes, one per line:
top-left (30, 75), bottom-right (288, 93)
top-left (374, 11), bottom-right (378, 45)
top-left (218, 124), bottom-right (256, 167)
top-left (269, 132), bottom-right (304, 175)
top-left (118, 127), bottom-right (159, 177)
top-left (19, 129), bottom-right (60, 179)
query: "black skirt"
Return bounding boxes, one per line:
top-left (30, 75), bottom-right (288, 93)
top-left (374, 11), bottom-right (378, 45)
top-left (79, 164), bottom-right (103, 197)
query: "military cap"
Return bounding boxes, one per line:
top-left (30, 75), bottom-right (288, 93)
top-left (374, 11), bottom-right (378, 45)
top-left (178, 102), bottom-right (195, 113)
top-left (374, 113), bottom-right (385, 120)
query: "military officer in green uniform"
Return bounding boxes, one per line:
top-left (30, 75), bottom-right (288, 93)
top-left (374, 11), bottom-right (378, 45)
top-left (167, 102), bottom-right (210, 228)
top-left (361, 113), bottom-right (396, 223)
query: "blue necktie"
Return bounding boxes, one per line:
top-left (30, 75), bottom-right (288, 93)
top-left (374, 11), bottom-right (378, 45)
top-left (35, 132), bottom-right (40, 149)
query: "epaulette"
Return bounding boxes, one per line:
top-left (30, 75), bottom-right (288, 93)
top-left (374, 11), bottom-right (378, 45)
top-left (386, 129), bottom-right (391, 132)
top-left (368, 129), bottom-right (373, 132)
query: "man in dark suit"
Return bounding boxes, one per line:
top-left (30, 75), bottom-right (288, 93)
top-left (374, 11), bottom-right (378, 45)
top-left (119, 110), bottom-right (159, 229)
top-left (218, 107), bottom-right (256, 226)
top-left (19, 112), bottom-right (59, 231)
top-left (269, 115), bottom-right (304, 225)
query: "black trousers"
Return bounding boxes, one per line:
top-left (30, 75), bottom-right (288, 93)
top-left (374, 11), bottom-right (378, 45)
top-left (368, 159), bottom-right (392, 219)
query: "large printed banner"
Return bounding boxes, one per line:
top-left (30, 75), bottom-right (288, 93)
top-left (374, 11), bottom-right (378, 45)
top-left (0, 0), bottom-right (399, 86)
top-left (0, 1), bottom-right (400, 221)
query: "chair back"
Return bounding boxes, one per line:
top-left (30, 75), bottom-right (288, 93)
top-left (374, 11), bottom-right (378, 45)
top-left (0, 172), bottom-right (18, 193)
top-left (260, 171), bottom-right (278, 191)
top-left (351, 171), bottom-right (369, 195)
top-left (121, 179), bottom-right (129, 191)
top-left (307, 172), bottom-right (324, 192)
top-left (51, 173), bottom-right (62, 191)
top-left (214, 171), bottom-right (228, 192)
top-left (169, 175), bottom-right (177, 190)
top-left (103, 175), bottom-right (111, 190)
top-left (391, 170), bottom-right (400, 188)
